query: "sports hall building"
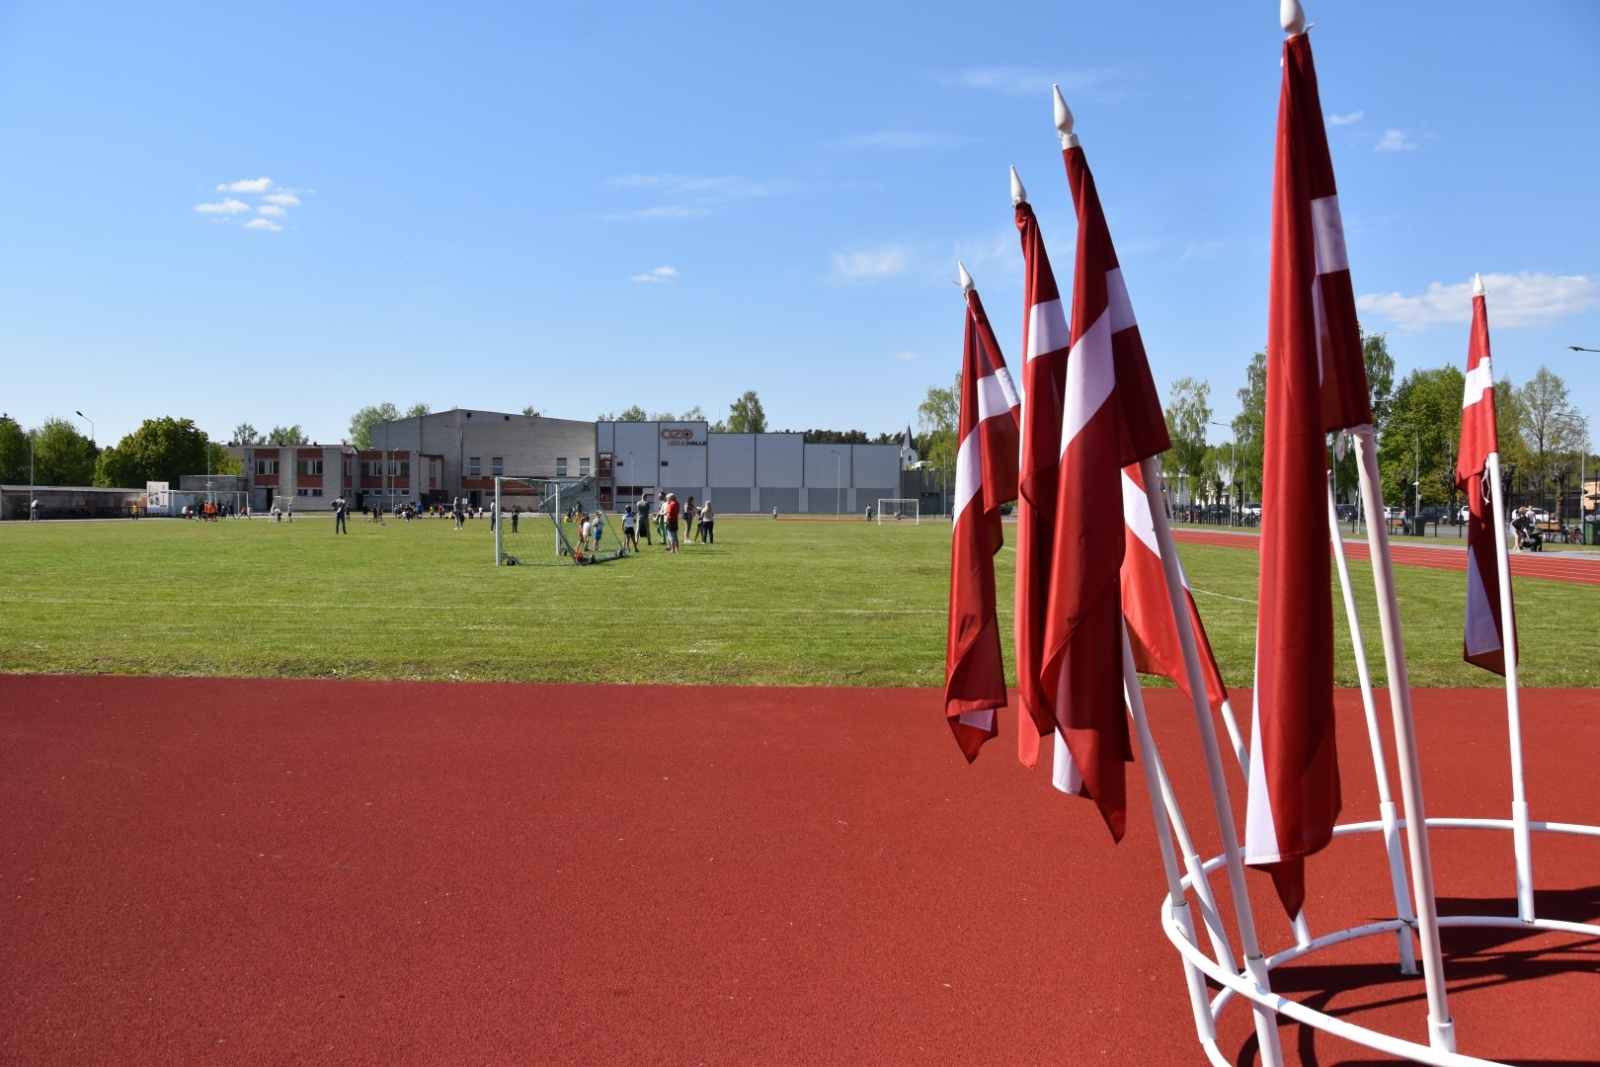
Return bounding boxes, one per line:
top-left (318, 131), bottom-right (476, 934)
top-left (228, 409), bottom-right (914, 515)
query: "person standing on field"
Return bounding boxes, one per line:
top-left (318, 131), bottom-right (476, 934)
top-left (638, 497), bottom-right (652, 545)
top-left (453, 497), bottom-right (465, 530)
top-left (664, 492), bottom-right (681, 554)
top-left (622, 505), bottom-right (637, 550)
top-left (699, 499), bottom-right (714, 543)
top-left (334, 496), bottom-right (348, 534)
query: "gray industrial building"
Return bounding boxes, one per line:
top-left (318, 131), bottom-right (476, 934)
top-left (599, 421), bottom-right (905, 515)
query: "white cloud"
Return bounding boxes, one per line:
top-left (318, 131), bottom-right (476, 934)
top-left (604, 173), bottom-right (798, 222)
top-left (833, 131), bottom-right (973, 151)
top-left (1327, 110), bottom-right (1364, 126)
top-left (1357, 273), bottom-right (1598, 331)
top-left (948, 66), bottom-right (1122, 100)
top-left (262, 192), bottom-right (300, 206)
top-left (829, 246), bottom-right (910, 282)
top-left (894, 351), bottom-right (918, 361)
top-left (194, 199), bottom-right (251, 214)
top-left (257, 204), bottom-right (286, 217)
top-left (1375, 129), bottom-right (1416, 152)
top-left (243, 217), bottom-right (282, 231)
top-left (631, 266), bottom-right (679, 283)
top-left (218, 177), bottom-right (273, 193)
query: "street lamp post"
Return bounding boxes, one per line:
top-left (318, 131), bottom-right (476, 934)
top-left (829, 449), bottom-right (841, 520)
top-left (75, 411), bottom-right (94, 448)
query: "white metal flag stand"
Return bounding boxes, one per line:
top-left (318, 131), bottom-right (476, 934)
top-left (1125, 450), bottom-right (1599, 1066)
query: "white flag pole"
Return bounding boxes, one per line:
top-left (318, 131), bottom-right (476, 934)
top-left (1485, 449), bottom-right (1534, 921)
top-left (1351, 428), bottom-right (1455, 1052)
top-left (1139, 456), bottom-right (1285, 1067)
top-left (1327, 470), bottom-right (1419, 973)
top-left (1118, 618), bottom-right (1223, 1057)
top-left (494, 477), bottom-right (504, 565)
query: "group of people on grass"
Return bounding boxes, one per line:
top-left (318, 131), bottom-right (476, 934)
top-left (619, 493), bottom-right (714, 555)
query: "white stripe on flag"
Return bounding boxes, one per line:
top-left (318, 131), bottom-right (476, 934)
top-left (976, 373), bottom-right (1009, 422)
top-left (1244, 695), bottom-right (1282, 864)
top-left (1061, 308), bottom-right (1115, 453)
top-left (1120, 470), bottom-right (1160, 556)
top-left (1310, 195), bottom-right (1349, 275)
top-left (1463, 358), bottom-right (1494, 409)
top-left (993, 364), bottom-right (1022, 411)
top-left (958, 709), bottom-right (995, 731)
top-left (1106, 268), bottom-right (1137, 334)
top-left (1464, 549), bottom-right (1502, 657)
top-left (1051, 730), bottom-right (1084, 796)
top-left (952, 431), bottom-right (983, 524)
top-left (1027, 298), bottom-right (1070, 360)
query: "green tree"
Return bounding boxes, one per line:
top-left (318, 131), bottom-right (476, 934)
top-left (348, 404), bottom-right (400, 449)
top-left (1163, 377), bottom-right (1211, 498)
top-left (93, 417), bottom-right (211, 488)
top-left (1514, 366), bottom-right (1583, 512)
top-left (803, 429), bottom-right (870, 444)
top-left (618, 405), bottom-right (649, 422)
top-left (681, 405), bottom-right (707, 422)
top-left (727, 391), bottom-right (768, 434)
top-left (917, 374), bottom-right (960, 470)
top-left (522, 406), bottom-right (540, 417)
top-left (209, 441), bottom-right (243, 476)
top-left (268, 424), bottom-right (307, 445)
top-left (30, 417), bottom-right (98, 486)
top-left (1362, 328), bottom-right (1395, 430)
top-left (0, 415), bottom-right (30, 483)
top-left (1377, 366), bottom-right (1466, 510)
top-left (233, 423), bottom-right (263, 446)
top-left (1232, 351), bottom-right (1266, 503)
top-left (404, 402), bottom-right (432, 419)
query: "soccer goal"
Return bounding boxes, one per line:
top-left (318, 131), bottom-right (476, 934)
top-left (876, 498), bottom-right (920, 524)
top-left (493, 476), bottom-right (628, 566)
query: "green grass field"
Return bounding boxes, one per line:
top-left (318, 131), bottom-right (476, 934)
top-left (1, 514), bottom-right (1596, 687)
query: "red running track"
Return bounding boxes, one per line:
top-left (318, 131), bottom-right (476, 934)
top-left (3, 675), bottom-right (1596, 1066)
top-left (1172, 527), bottom-right (1600, 586)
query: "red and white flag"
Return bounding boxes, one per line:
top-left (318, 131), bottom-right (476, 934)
top-left (1120, 462), bottom-right (1229, 713)
top-left (1013, 167), bottom-right (1072, 769)
top-left (1244, 23), bottom-right (1374, 918)
top-left (1041, 108), bottom-right (1172, 841)
top-left (1456, 274), bottom-right (1517, 674)
top-left (945, 264), bottom-right (1022, 759)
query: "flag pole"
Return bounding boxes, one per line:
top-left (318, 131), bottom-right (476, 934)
top-left (1485, 448), bottom-right (1534, 921)
top-left (1139, 456), bottom-right (1285, 1067)
top-left (1326, 467), bottom-right (1419, 973)
top-left (1118, 618), bottom-right (1224, 1059)
top-left (1351, 428), bottom-right (1456, 1052)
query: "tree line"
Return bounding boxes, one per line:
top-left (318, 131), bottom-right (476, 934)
top-left (0, 414), bottom-right (240, 489)
top-left (913, 329), bottom-right (1593, 521)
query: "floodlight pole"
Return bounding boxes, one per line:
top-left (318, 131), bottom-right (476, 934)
top-left (75, 411), bottom-right (94, 447)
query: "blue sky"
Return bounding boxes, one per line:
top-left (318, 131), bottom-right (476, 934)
top-left (2, 0), bottom-right (1597, 447)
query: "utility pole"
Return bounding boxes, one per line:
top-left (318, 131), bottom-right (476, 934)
top-left (1209, 420), bottom-right (1236, 526)
top-left (830, 448), bottom-right (841, 519)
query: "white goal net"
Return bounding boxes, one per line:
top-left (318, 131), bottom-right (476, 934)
top-left (876, 498), bottom-right (919, 524)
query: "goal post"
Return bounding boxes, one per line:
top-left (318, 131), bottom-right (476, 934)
top-left (876, 498), bottom-right (919, 525)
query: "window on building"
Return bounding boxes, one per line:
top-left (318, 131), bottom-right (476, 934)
top-left (579, 457), bottom-right (591, 477)
top-left (399, 461), bottom-right (410, 477)
top-left (555, 457), bottom-right (568, 477)
top-left (343, 459), bottom-right (353, 475)
top-left (296, 459), bottom-right (323, 476)
top-left (297, 487), bottom-right (309, 496)
top-left (255, 459), bottom-right (278, 476)
top-left (491, 457), bottom-right (504, 476)
top-left (312, 488), bottom-right (323, 496)
top-left (469, 457), bottom-right (481, 477)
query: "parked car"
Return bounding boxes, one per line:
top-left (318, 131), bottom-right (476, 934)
top-left (1241, 503), bottom-right (1262, 518)
top-left (1336, 504), bottom-right (1359, 521)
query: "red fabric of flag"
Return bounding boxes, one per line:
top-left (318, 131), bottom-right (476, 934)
top-left (1120, 462), bottom-right (1228, 713)
top-left (1014, 200), bottom-right (1071, 768)
top-left (945, 283), bottom-right (1022, 759)
top-left (1040, 144), bottom-right (1171, 841)
top-left (1245, 30), bottom-right (1371, 918)
top-left (1456, 284), bottom-right (1517, 674)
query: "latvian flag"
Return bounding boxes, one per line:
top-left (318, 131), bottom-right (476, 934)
top-left (1121, 462), bottom-right (1229, 713)
top-left (1245, 23), bottom-right (1374, 919)
top-left (1457, 274), bottom-right (1517, 674)
top-left (1013, 167), bottom-right (1072, 769)
top-left (945, 263), bottom-right (1022, 760)
top-left (1041, 121), bottom-right (1171, 841)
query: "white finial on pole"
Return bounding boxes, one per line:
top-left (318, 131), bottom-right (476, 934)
top-left (1010, 166), bottom-right (1027, 206)
top-left (958, 261), bottom-right (975, 293)
top-left (1281, 0), bottom-right (1306, 35)
top-left (1053, 84), bottom-right (1080, 148)
top-left (1473, 273), bottom-right (1485, 297)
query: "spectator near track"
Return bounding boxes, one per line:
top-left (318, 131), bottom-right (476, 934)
top-left (334, 497), bottom-right (348, 534)
top-left (453, 497), bottom-right (465, 530)
top-left (699, 499), bottom-right (714, 543)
